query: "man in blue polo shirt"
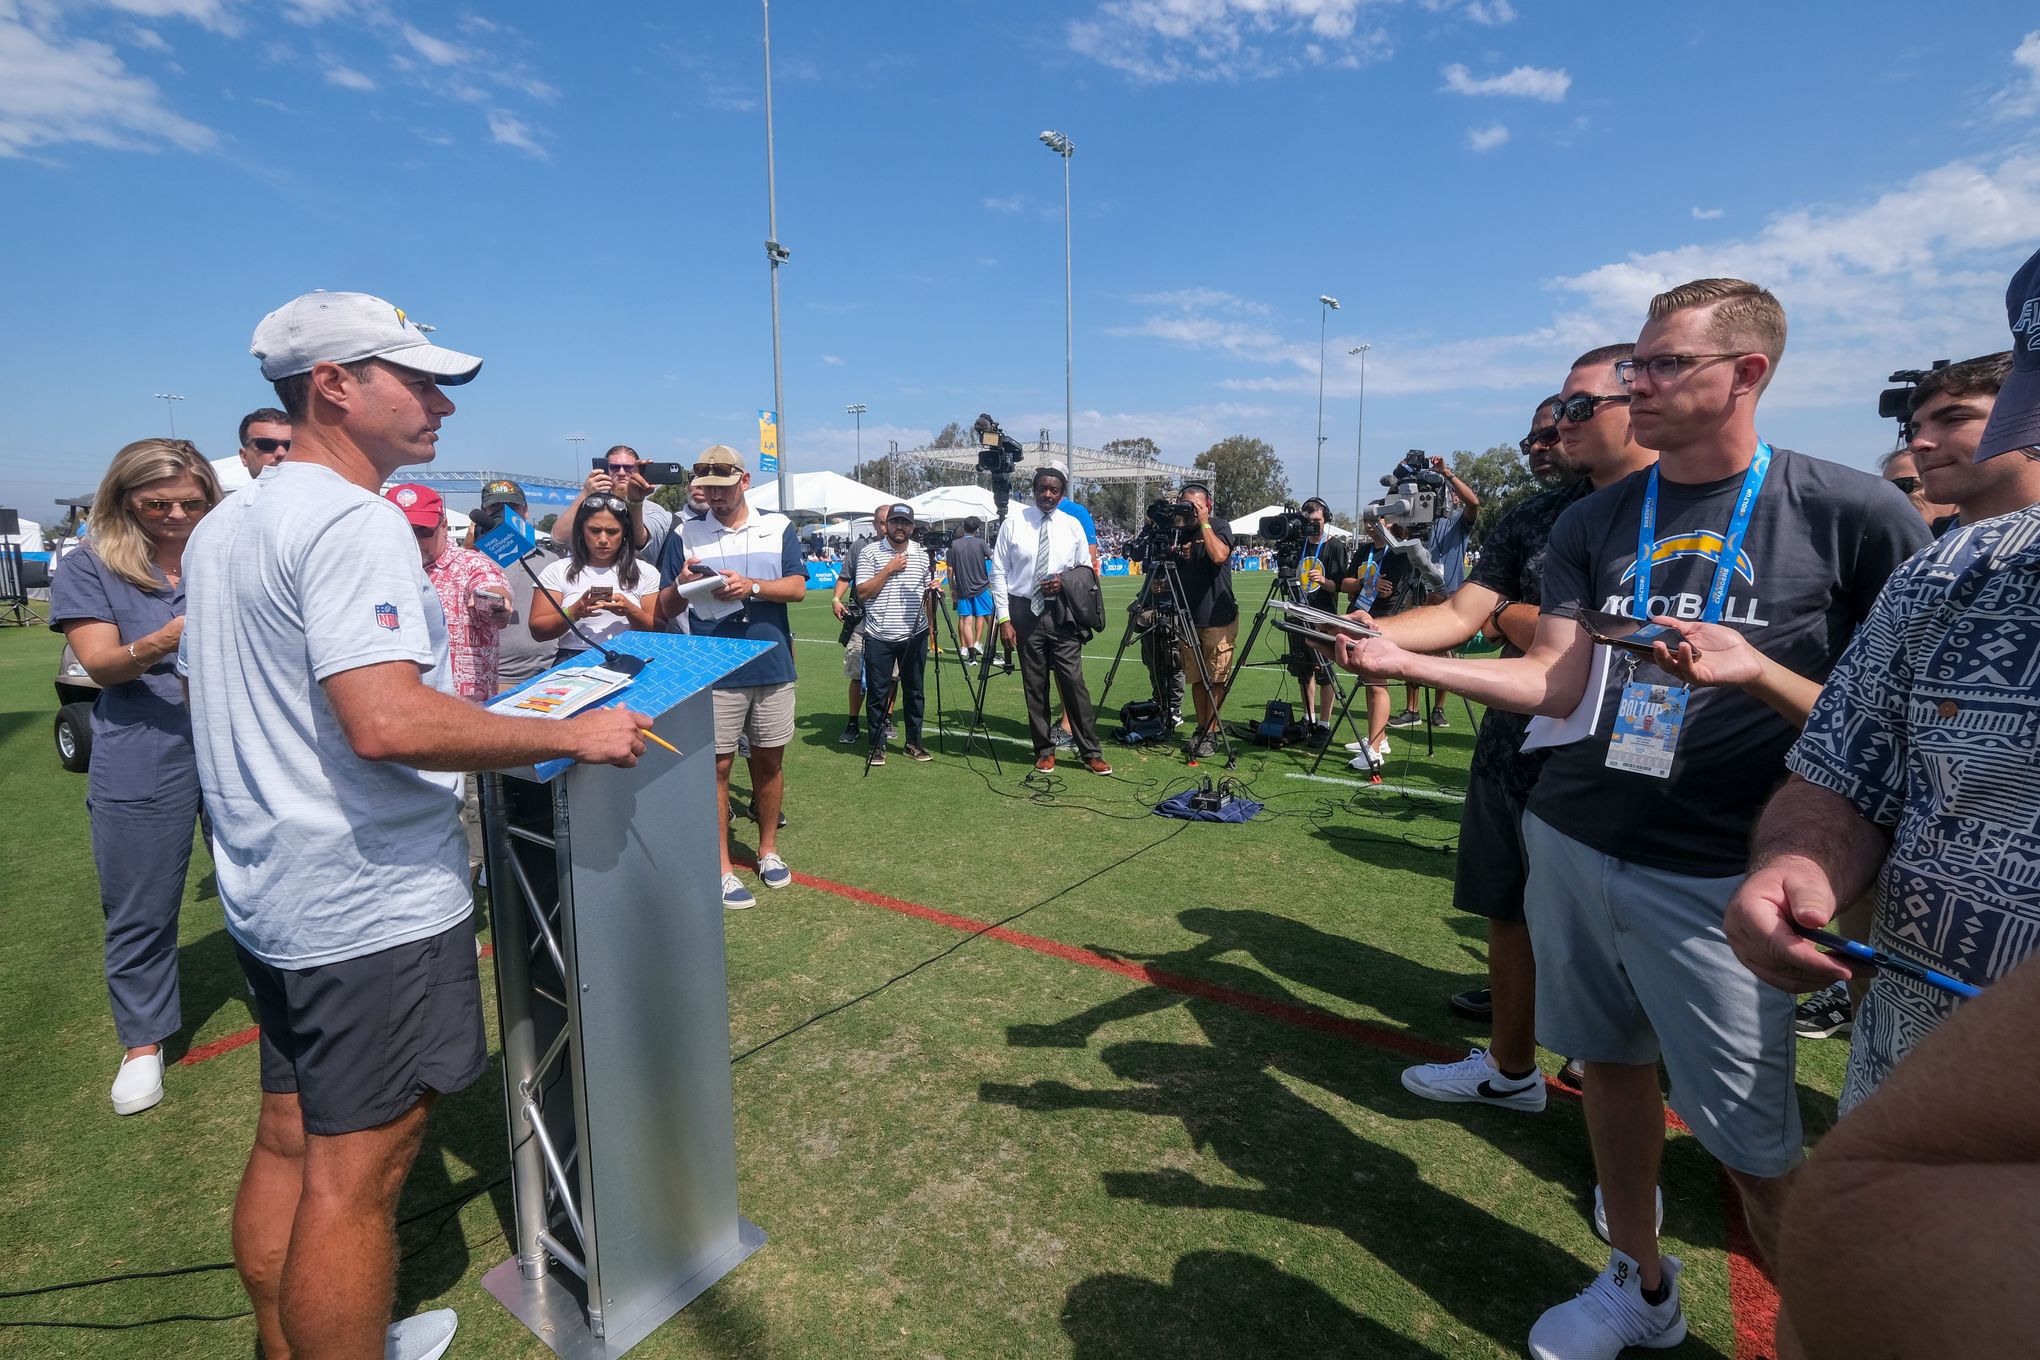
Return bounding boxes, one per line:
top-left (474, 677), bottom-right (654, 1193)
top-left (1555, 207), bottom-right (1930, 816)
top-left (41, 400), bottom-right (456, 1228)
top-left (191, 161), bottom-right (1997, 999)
top-left (655, 445), bottom-right (807, 909)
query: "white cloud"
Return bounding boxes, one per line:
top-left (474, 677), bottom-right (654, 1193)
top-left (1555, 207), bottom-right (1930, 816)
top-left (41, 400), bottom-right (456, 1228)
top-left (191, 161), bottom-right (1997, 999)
top-left (1128, 287), bottom-right (1272, 315)
top-left (1464, 0), bottom-right (1515, 24)
top-left (0, 9), bottom-right (215, 157)
top-left (982, 194), bottom-right (1025, 213)
top-left (400, 24), bottom-right (469, 66)
top-left (821, 354), bottom-right (845, 366)
top-left (324, 64), bottom-right (375, 92)
top-left (124, 26), bottom-right (170, 52)
top-left (99, 0), bottom-right (239, 35)
top-left (1989, 30), bottom-right (2040, 120)
top-left (1068, 0), bottom-right (1391, 83)
top-left (1466, 122), bottom-right (1508, 152)
top-left (975, 256), bottom-right (999, 266)
top-left (487, 110), bottom-right (546, 158)
top-left (1691, 206), bottom-right (1724, 220)
top-left (1440, 62), bottom-right (1570, 101)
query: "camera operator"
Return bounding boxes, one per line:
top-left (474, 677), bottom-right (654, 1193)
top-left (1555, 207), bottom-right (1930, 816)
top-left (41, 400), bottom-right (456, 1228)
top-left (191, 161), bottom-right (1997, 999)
top-left (854, 505), bottom-right (933, 765)
top-left (833, 504), bottom-right (893, 746)
top-left (946, 515), bottom-right (994, 662)
top-left (1386, 454), bottom-right (1480, 729)
top-left (1285, 497), bottom-right (1353, 749)
top-left (1169, 481), bottom-right (1237, 759)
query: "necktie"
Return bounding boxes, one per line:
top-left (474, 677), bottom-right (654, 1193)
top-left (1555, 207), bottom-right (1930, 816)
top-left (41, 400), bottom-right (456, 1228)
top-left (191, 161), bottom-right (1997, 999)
top-left (1032, 511), bottom-right (1053, 606)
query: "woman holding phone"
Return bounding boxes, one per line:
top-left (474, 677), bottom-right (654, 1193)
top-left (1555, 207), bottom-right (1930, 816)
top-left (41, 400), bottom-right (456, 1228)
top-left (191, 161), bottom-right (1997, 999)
top-left (530, 493), bottom-right (658, 660)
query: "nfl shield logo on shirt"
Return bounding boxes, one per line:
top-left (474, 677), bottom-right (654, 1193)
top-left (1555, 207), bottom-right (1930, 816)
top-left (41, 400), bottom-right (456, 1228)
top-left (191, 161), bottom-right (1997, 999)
top-left (374, 602), bottom-right (400, 630)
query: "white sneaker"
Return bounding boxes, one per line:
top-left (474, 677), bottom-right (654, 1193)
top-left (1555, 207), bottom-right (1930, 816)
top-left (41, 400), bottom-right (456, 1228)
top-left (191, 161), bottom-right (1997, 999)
top-left (1345, 740), bottom-right (1390, 771)
top-left (1592, 1184), bottom-right (1666, 1244)
top-left (1528, 1249), bottom-right (1685, 1360)
top-left (111, 1051), bottom-right (164, 1115)
top-left (386, 1309), bottom-right (458, 1360)
top-left (1399, 1047), bottom-right (1546, 1112)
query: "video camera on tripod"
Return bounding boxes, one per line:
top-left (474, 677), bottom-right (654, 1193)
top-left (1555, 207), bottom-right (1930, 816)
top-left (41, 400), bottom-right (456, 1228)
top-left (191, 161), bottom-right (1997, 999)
top-left (1257, 508), bottom-right (1310, 581)
top-left (973, 413), bottom-right (1024, 519)
top-left (1133, 496), bottom-right (1198, 560)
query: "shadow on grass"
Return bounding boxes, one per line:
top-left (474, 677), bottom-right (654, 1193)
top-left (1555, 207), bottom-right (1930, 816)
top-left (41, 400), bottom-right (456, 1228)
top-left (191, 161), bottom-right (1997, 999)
top-left (393, 1057), bottom-right (519, 1318)
top-left (1063, 1250), bottom-right (1447, 1359)
top-left (162, 926), bottom-right (255, 1065)
top-left (986, 908), bottom-right (1734, 1357)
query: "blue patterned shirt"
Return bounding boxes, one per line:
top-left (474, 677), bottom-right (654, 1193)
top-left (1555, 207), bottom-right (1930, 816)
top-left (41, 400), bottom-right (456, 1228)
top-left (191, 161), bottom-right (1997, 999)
top-left (1786, 504), bottom-right (2040, 1112)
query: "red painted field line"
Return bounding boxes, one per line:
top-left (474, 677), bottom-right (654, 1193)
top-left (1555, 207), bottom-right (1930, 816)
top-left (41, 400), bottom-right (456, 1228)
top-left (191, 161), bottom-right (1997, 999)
top-left (178, 943), bottom-right (494, 1067)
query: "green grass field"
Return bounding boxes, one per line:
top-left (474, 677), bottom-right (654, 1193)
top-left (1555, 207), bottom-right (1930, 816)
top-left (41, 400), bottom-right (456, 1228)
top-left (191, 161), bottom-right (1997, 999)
top-left (0, 580), bottom-right (1844, 1358)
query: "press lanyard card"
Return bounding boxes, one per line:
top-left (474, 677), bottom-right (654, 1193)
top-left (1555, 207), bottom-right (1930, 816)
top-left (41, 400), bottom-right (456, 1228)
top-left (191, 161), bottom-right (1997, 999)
top-left (1604, 680), bottom-right (1690, 779)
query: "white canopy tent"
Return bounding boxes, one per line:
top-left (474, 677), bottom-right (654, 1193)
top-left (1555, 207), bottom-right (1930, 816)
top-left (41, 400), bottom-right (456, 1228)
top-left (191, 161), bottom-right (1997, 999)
top-left (746, 471), bottom-right (891, 518)
top-left (211, 455), bottom-right (253, 493)
top-left (902, 484), bottom-right (998, 523)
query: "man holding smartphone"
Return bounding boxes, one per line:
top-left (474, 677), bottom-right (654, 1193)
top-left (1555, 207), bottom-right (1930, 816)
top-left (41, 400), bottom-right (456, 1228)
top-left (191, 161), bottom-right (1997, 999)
top-left (1328, 280), bottom-right (1924, 1358)
top-left (554, 444), bottom-right (673, 561)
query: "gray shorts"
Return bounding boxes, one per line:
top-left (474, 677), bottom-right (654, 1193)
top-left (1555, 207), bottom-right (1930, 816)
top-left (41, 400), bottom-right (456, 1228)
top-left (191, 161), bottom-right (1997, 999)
top-left (713, 681), bottom-right (797, 755)
top-left (842, 630), bottom-right (866, 681)
top-left (1521, 810), bottom-right (1803, 1178)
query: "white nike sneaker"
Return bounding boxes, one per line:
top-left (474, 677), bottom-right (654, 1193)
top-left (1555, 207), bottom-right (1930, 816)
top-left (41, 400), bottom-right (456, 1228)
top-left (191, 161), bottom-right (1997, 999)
top-left (386, 1309), bottom-right (458, 1360)
top-left (1592, 1183), bottom-right (1666, 1244)
top-left (1528, 1249), bottom-right (1685, 1360)
top-left (1399, 1047), bottom-right (1546, 1112)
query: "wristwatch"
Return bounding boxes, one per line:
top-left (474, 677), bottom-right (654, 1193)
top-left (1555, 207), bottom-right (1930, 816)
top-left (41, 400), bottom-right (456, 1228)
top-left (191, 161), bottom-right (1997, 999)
top-left (749, 581), bottom-right (761, 599)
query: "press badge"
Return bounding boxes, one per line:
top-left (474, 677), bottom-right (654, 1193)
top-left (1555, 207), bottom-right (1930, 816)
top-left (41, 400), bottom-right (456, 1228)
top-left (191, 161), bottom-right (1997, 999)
top-left (1604, 680), bottom-right (1689, 779)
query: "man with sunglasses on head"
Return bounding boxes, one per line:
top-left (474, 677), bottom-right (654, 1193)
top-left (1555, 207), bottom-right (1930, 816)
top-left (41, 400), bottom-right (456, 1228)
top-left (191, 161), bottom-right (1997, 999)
top-left (182, 291), bottom-right (652, 1360)
top-left (236, 407), bottom-right (293, 479)
top-left (554, 443), bottom-right (673, 562)
top-left (1368, 358), bottom-right (1651, 1123)
top-left (653, 445), bottom-right (808, 909)
top-left (1329, 281), bottom-right (1925, 1360)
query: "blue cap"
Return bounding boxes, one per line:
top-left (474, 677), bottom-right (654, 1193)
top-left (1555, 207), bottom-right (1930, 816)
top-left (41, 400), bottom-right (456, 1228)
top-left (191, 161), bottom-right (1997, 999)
top-left (1977, 245), bottom-right (2040, 461)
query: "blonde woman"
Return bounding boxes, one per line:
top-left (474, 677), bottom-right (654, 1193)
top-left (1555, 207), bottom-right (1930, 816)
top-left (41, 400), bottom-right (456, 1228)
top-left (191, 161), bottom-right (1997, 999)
top-left (48, 438), bottom-right (221, 1116)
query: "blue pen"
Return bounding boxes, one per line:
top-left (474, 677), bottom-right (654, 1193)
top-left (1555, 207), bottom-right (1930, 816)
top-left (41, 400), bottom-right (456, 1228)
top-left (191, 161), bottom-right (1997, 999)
top-left (1790, 923), bottom-right (1983, 999)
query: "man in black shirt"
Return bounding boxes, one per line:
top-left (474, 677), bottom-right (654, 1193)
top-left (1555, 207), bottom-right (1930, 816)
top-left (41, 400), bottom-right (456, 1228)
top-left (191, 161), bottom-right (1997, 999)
top-left (1329, 281), bottom-right (1925, 1359)
top-left (1168, 481), bottom-right (1236, 759)
top-left (945, 516), bottom-right (995, 662)
top-left (1284, 497), bottom-right (1353, 747)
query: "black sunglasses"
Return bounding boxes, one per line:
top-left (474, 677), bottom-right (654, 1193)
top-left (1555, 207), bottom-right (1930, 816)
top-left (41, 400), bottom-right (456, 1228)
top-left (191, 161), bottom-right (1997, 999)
top-left (247, 437), bottom-right (292, 454)
top-left (692, 464), bottom-right (741, 480)
top-left (1549, 393), bottom-right (1632, 425)
top-left (1887, 475), bottom-right (1921, 495)
top-left (1520, 426), bottom-right (1560, 454)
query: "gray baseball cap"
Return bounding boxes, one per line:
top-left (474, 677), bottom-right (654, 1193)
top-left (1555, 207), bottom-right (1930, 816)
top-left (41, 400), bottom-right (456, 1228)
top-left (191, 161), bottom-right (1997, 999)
top-left (251, 290), bottom-right (483, 384)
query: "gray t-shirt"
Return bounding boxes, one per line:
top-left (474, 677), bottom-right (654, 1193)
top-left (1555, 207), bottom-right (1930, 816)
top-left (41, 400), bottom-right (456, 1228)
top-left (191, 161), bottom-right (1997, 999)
top-left (495, 540), bottom-right (563, 689)
top-left (180, 462), bottom-right (470, 969)
top-left (946, 534), bottom-right (992, 597)
top-left (1529, 447), bottom-right (1927, 876)
top-left (47, 544), bottom-right (193, 799)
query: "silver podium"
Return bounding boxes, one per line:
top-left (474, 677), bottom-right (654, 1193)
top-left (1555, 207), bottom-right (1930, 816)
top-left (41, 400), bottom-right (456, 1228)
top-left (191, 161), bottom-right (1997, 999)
top-left (478, 634), bottom-right (770, 1358)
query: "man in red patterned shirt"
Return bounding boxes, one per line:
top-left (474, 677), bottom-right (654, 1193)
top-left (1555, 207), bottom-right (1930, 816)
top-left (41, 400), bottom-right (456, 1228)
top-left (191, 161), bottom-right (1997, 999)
top-left (385, 484), bottom-right (512, 702)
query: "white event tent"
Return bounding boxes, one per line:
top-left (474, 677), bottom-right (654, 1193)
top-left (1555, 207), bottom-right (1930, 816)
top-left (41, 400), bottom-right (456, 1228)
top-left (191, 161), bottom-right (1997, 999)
top-left (746, 471), bottom-right (891, 518)
top-left (902, 484), bottom-right (998, 523)
top-left (1229, 505), bottom-right (1351, 539)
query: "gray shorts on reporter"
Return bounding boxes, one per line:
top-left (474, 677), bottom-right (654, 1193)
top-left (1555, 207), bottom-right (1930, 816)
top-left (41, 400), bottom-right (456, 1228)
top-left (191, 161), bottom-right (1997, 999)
top-left (1521, 810), bottom-right (1803, 1179)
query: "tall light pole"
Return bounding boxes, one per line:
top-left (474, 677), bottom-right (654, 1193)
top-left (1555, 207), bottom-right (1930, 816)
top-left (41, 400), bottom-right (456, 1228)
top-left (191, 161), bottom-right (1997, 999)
top-left (846, 403), bottom-right (866, 482)
top-left (566, 433), bottom-right (587, 483)
top-left (1349, 345), bottom-right (1370, 528)
top-left (1314, 295), bottom-right (1339, 498)
top-left (1040, 130), bottom-right (1075, 489)
top-left (761, 0), bottom-right (790, 506)
top-left (153, 392), bottom-right (184, 438)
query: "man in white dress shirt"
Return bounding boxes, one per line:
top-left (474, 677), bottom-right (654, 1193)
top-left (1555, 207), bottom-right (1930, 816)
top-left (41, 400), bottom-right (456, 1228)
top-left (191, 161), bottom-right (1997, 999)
top-left (989, 465), bottom-right (1113, 775)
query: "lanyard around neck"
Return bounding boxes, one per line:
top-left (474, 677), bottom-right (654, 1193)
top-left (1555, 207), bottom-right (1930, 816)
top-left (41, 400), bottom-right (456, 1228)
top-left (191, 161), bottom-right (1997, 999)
top-left (1633, 442), bottom-right (1771, 624)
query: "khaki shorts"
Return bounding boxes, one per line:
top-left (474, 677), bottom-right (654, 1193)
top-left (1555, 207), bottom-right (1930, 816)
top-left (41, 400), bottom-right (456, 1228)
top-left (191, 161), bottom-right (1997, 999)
top-left (1178, 618), bottom-right (1238, 687)
top-left (842, 630), bottom-right (866, 681)
top-left (713, 682), bottom-right (797, 755)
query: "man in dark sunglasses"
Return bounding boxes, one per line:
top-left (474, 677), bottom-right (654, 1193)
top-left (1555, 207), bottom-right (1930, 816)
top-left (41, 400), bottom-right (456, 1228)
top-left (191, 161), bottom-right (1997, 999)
top-left (236, 406), bottom-right (293, 480)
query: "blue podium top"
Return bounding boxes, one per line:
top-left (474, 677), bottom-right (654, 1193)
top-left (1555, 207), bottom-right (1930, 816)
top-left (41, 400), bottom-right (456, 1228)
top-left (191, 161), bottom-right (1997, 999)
top-left (504, 631), bottom-right (774, 781)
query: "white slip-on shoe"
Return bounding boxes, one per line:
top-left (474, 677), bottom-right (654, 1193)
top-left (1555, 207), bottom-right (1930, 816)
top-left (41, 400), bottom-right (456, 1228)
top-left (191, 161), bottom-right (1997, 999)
top-left (1529, 1250), bottom-right (1685, 1360)
top-left (386, 1309), bottom-right (458, 1360)
top-left (111, 1051), bottom-right (164, 1116)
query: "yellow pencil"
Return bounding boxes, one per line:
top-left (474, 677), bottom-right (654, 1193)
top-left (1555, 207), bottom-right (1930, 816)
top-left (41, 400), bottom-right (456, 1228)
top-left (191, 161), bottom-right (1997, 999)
top-left (643, 731), bottom-right (682, 757)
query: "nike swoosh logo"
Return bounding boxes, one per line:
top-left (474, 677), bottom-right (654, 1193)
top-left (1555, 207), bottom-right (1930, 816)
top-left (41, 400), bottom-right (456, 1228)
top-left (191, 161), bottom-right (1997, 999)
top-left (1477, 1079), bottom-right (1534, 1100)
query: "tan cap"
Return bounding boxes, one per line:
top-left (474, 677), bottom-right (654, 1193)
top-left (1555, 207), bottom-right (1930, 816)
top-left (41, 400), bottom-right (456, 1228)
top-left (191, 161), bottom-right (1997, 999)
top-left (692, 443), bottom-right (747, 487)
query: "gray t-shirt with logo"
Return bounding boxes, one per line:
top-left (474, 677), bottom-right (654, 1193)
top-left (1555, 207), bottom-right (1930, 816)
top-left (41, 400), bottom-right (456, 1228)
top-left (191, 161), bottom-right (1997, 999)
top-left (180, 462), bottom-right (470, 969)
top-left (1529, 447), bottom-right (1926, 876)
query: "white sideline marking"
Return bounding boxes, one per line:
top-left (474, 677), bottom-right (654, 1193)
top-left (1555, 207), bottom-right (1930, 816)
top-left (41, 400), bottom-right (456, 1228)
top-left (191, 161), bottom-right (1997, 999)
top-left (1282, 772), bottom-right (1467, 803)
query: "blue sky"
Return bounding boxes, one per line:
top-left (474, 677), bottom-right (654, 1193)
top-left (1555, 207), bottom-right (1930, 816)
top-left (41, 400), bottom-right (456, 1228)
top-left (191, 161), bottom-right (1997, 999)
top-left (4, 0), bottom-right (2039, 526)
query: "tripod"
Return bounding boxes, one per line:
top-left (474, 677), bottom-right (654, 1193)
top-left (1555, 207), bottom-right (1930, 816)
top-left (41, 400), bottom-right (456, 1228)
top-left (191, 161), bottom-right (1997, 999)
top-left (1203, 563), bottom-right (1378, 778)
top-left (1094, 555), bottom-right (1236, 768)
top-left (924, 583), bottom-right (999, 768)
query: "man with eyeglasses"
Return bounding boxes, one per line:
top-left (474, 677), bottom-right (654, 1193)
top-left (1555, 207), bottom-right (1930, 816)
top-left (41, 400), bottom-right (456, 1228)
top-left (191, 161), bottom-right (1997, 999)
top-left (1376, 356), bottom-right (1652, 1127)
top-left (553, 443), bottom-right (672, 562)
top-left (236, 407), bottom-right (293, 479)
top-left (182, 291), bottom-right (651, 1360)
top-left (1329, 280), bottom-right (1925, 1360)
top-left (653, 445), bottom-right (808, 909)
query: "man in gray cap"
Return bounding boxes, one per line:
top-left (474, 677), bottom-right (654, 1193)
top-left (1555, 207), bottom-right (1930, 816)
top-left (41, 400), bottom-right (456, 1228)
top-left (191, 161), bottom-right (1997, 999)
top-left (1730, 244), bottom-right (2040, 1119)
top-left (182, 290), bottom-right (650, 1360)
